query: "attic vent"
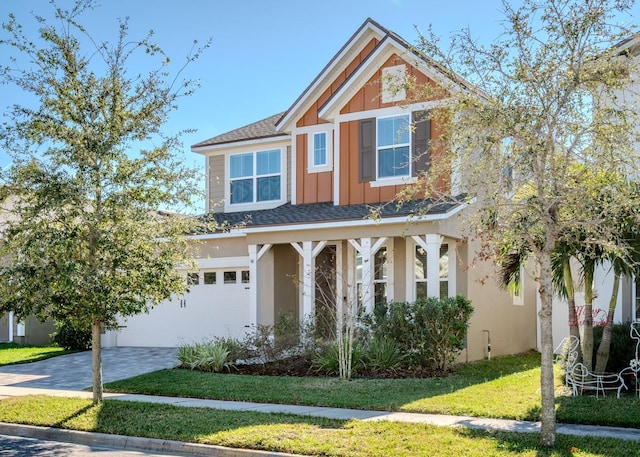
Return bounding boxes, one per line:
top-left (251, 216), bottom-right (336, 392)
top-left (381, 65), bottom-right (406, 103)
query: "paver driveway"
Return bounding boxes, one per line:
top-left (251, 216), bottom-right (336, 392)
top-left (0, 347), bottom-right (177, 391)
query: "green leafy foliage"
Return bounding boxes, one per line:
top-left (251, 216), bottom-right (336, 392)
top-left (364, 337), bottom-right (407, 373)
top-left (51, 320), bottom-right (91, 351)
top-left (177, 342), bottom-right (235, 373)
top-left (0, 0), bottom-right (210, 402)
top-left (313, 340), bottom-right (366, 376)
top-left (592, 322), bottom-right (636, 373)
top-left (370, 296), bottom-right (473, 372)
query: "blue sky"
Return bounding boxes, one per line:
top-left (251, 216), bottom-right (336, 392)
top-left (0, 0), bottom-right (637, 173)
top-left (0, 1), bottom-right (523, 167)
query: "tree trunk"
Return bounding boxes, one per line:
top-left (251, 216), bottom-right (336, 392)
top-left (564, 258), bottom-right (582, 361)
top-left (595, 272), bottom-right (619, 374)
top-left (91, 319), bottom-right (103, 405)
top-left (538, 251), bottom-right (556, 448)
top-left (582, 262), bottom-right (594, 372)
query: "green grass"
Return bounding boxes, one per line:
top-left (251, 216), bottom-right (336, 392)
top-left (104, 351), bottom-right (640, 428)
top-left (0, 342), bottom-right (74, 366)
top-left (0, 395), bottom-right (636, 456)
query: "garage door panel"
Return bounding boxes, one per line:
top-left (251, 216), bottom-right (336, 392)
top-left (116, 268), bottom-right (251, 347)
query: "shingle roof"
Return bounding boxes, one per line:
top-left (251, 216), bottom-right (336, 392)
top-left (192, 112), bottom-right (287, 148)
top-left (198, 196), bottom-right (466, 233)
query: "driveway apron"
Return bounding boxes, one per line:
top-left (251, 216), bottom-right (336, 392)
top-left (0, 347), bottom-right (177, 391)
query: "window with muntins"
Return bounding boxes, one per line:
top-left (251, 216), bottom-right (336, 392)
top-left (359, 112), bottom-right (430, 184)
top-left (230, 149), bottom-right (281, 204)
top-left (414, 244), bottom-right (449, 299)
top-left (377, 114), bottom-right (410, 178)
top-left (313, 132), bottom-right (327, 166)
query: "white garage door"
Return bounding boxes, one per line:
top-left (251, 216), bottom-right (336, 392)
top-left (114, 268), bottom-right (251, 347)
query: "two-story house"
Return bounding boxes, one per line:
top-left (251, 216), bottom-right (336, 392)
top-left (106, 18), bottom-right (537, 361)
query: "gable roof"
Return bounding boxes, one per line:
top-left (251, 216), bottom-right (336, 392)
top-left (198, 196), bottom-right (466, 233)
top-left (615, 32), bottom-right (640, 57)
top-left (274, 18), bottom-right (388, 132)
top-left (191, 112), bottom-right (286, 150)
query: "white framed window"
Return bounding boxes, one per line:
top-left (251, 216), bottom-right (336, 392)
top-left (414, 243), bottom-right (450, 300)
top-left (373, 247), bottom-right (388, 306)
top-left (313, 132), bottom-right (327, 166)
top-left (438, 245), bottom-right (449, 299)
top-left (381, 65), bottom-right (407, 103)
top-left (304, 126), bottom-right (333, 173)
top-left (415, 245), bottom-right (427, 300)
top-left (355, 246), bottom-right (390, 307)
top-left (203, 271), bottom-right (217, 285)
top-left (377, 114), bottom-right (411, 179)
top-left (229, 148), bottom-right (282, 205)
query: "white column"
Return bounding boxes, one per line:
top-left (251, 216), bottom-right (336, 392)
top-left (291, 241), bottom-right (326, 322)
top-left (248, 244), bottom-right (258, 329)
top-left (8, 311), bottom-right (13, 342)
top-left (360, 237), bottom-right (373, 314)
top-left (302, 241), bottom-right (314, 319)
top-left (425, 234), bottom-right (444, 298)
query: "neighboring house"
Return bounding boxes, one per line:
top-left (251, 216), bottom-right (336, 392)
top-left (538, 33), bottom-right (640, 349)
top-left (0, 196), bottom-right (55, 346)
top-left (105, 18), bottom-right (538, 361)
top-left (0, 313), bottom-right (55, 346)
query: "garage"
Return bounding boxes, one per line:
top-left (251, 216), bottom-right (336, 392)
top-left (109, 267), bottom-right (251, 347)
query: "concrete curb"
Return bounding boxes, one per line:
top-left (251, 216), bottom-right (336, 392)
top-left (0, 422), bottom-right (309, 457)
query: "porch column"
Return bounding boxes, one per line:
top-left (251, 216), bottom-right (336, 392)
top-left (348, 237), bottom-right (387, 314)
top-left (248, 243), bottom-right (272, 328)
top-left (8, 311), bottom-right (13, 342)
top-left (425, 234), bottom-right (444, 298)
top-left (291, 241), bottom-right (327, 321)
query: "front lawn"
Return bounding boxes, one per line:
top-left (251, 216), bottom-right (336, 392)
top-left (104, 351), bottom-right (640, 428)
top-left (0, 395), bottom-right (635, 457)
top-left (0, 343), bottom-right (74, 366)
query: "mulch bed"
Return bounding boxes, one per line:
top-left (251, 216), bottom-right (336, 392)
top-left (227, 355), bottom-right (441, 378)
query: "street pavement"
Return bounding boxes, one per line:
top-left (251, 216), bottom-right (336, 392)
top-left (0, 347), bottom-right (638, 456)
top-left (0, 432), bottom-right (209, 457)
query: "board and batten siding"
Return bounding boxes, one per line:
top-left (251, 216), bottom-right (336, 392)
top-left (296, 37), bottom-right (379, 128)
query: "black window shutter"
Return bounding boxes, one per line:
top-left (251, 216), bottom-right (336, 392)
top-left (359, 118), bottom-right (376, 182)
top-left (412, 111), bottom-right (430, 177)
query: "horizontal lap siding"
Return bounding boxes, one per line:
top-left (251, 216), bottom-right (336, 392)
top-left (208, 155), bottom-right (225, 211)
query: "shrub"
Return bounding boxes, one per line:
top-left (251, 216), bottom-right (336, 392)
top-left (313, 340), bottom-right (366, 376)
top-left (51, 320), bottom-right (91, 351)
top-left (365, 337), bottom-right (407, 373)
top-left (241, 314), bottom-right (316, 363)
top-left (593, 322), bottom-right (636, 373)
top-left (416, 296), bottom-right (474, 372)
top-left (177, 341), bottom-right (235, 373)
top-left (369, 295), bottom-right (473, 372)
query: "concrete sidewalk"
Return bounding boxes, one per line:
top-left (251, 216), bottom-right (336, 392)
top-left (0, 385), bottom-right (639, 443)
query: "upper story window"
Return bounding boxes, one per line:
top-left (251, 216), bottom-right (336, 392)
top-left (377, 114), bottom-right (411, 179)
top-left (359, 111), bottom-right (429, 186)
top-left (305, 127), bottom-right (333, 173)
top-left (313, 132), bottom-right (327, 167)
top-left (229, 149), bottom-right (281, 205)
